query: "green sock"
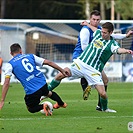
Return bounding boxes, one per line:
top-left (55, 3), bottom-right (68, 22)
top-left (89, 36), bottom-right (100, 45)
top-left (48, 79), bottom-right (61, 91)
top-left (100, 97), bottom-right (108, 111)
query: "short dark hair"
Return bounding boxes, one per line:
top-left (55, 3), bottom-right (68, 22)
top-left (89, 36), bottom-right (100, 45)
top-left (90, 10), bottom-right (101, 17)
top-left (102, 22), bottom-right (114, 32)
top-left (10, 43), bottom-right (21, 53)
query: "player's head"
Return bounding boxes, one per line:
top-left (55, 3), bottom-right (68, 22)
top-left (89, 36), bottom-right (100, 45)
top-left (90, 10), bottom-right (101, 27)
top-left (101, 22), bottom-right (114, 40)
top-left (10, 43), bottom-right (22, 56)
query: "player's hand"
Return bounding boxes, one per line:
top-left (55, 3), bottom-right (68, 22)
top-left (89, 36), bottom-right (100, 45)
top-left (60, 67), bottom-right (71, 77)
top-left (62, 69), bottom-right (71, 77)
top-left (126, 30), bottom-right (133, 38)
top-left (127, 50), bottom-right (133, 54)
top-left (80, 20), bottom-right (88, 26)
top-left (129, 50), bottom-right (133, 54)
top-left (0, 101), bottom-right (4, 110)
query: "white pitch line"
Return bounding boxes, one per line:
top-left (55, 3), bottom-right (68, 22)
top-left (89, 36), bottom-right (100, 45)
top-left (0, 115), bottom-right (133, 121)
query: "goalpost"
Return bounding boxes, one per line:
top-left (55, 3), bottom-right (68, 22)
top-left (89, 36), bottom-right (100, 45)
top-left (0, 19), bottom-right (133, 83)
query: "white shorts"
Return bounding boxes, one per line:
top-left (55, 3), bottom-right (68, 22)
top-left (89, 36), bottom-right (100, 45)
top-left (69, 59), bottom-right (104, 86)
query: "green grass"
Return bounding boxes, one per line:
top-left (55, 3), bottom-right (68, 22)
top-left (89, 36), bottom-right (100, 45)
top-left (0, 82), bottom-right (133, 133)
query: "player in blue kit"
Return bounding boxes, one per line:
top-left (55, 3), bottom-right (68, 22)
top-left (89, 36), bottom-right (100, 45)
top-left (0, 43), bottom-right (69, 116)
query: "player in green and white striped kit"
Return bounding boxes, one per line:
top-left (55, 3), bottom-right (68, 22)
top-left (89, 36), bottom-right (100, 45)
top-left (48, 22), bottom-right (133, 112)
top-left (79, 30), bottom-right (120, 72)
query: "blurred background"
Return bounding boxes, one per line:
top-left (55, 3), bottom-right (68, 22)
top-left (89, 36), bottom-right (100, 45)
top-left (0, 0), bottom-right (133, 20)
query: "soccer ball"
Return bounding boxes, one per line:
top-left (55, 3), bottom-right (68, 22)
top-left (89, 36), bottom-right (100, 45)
top-left (40, 96), bottom-right (48, 101)
top-left (40, 101), bottom-right (53, 115)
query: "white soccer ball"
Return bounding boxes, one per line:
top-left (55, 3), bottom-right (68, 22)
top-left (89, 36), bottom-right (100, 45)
top-left (40, 96), bottom-right (48, 101)
top-left (40, 101), bottom-right (53, 115)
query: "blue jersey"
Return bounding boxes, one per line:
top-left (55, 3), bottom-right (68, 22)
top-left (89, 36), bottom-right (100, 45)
top-left (9, 54), bottom-right (46, 95)
top-left (72, 25), bottom-right (101, 60)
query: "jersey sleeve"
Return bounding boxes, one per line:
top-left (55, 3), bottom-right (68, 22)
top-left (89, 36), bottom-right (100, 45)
top-left (4, 63), bottom-right (13, 78)
top-left (111, 33), bottom-right (126, 40)
top-left (80, 27), bottom-right (90, 50)
top-left (111, 41), bottom-right (120, 54)
top-left (33, 54), bottom-right (45, 66)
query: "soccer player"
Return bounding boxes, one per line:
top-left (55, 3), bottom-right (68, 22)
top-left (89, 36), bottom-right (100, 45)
top-left (48, 22), bottom-right (133, 112)
top-left (0, 43), bottom-right (70, 116)
top-left (72, 10), bottom-right (133, 111)
top-left (72, 10), bottom-right (102, 110)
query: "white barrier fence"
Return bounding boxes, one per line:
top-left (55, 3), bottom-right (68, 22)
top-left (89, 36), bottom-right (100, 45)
top-left (1, 62), bottom-right (133, 84)
top-left (104, 62), bottom-right (122, 78)
top-left (123, 63), bottom-right (133, 82)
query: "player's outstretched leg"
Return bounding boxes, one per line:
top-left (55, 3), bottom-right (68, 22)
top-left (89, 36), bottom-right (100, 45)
top-left (53, 102), bottom-right (67, 109)
top-left (48, 79), bottom-right (61, 91)
top-left (80, 78), bottom-right (88, 92)
top-left (83, 86), bottom-right (91, 100)
top-left (49, 91), bottom-right (67, 109)
top-left (81, 78), bottom-right (91, 100)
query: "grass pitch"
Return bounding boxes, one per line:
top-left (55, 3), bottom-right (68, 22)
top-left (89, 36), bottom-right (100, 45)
top-left (0, 82), bottom-right (133, 133)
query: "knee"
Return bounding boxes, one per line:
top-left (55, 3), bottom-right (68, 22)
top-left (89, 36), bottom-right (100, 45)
top-left (99, 91), bottom-right (107, 99)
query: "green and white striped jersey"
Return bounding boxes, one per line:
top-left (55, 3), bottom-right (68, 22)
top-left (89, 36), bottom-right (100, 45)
top-left (78, 29), bottom-right (120, 72)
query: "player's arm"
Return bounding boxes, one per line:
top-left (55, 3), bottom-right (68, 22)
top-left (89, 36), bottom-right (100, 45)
top-left (43, 59), bottom-right (70, 77)
top-left (0, 63), bottom-right (12, 110)
top-left (0, 77), bottom-right (10, 109)
top-left (111, 30), bottom-right (133, 40)
top-left (80, 20), bottom-right (97, 32)
top-left (117, 48), bottom-right (133, 54)
top-left (33, 55), bottom-right (70, 77)
top-left (80, 28), bottom-right (90, 50)
top-left (126, 30), bottom-right (133, 38)
top-left (111, 45), bottom-right (133, 55)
